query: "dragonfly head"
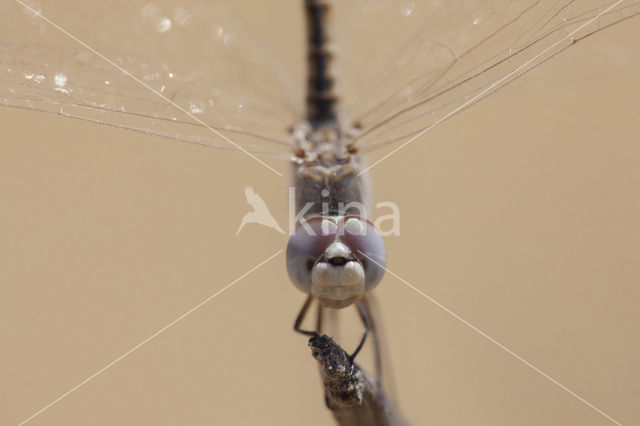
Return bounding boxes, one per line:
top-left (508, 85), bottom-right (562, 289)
top-left (286, 216), bottom-right (386, 308)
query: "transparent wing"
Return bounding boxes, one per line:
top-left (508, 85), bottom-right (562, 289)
top-left (362, 293), bottom-right (399, 399)
top-left (0, 1), bottom-right (299, 158)
top-left (336, 0), bottom-right (640, 152)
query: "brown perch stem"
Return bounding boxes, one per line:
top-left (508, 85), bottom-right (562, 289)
top-left (308, 334), bottom-right (407, 426)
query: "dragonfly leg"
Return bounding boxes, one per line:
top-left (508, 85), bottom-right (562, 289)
top-left (316, 301), bottom-right (324, 335)
top-left (361, 296), bottom-right (382, 384)
top-left (349, 298), bottom-right (370, 362)
top-left (294, 295), bottom-right (318, 337)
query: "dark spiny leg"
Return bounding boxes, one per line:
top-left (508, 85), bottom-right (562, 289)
top-left (294, 295), bottom-right (317, 337)
top-left (362, 296), bottom-right (382, 384)
top-left (349, 298), bottom-right (370, 361)
top-left (316, 304), bottom-right (330, 409)
top-left (316, 302), bottom-right (324, 335)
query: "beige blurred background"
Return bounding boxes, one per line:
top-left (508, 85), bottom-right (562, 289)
top-left (1, 1), bottom-right (639, 425)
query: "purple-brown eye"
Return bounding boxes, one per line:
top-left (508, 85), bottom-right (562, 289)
top-left (286, 217), bottom-right (338, 293)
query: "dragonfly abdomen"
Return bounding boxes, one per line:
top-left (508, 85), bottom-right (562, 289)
top-left (305, 0), bottom-right (339, 129)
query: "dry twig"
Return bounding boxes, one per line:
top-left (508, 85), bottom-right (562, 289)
top-left (308, 335), bottom-right (407, 426)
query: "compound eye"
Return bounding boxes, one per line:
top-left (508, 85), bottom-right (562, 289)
top-left (340, 218), bottom-right (386, 291)
top-left (286, 217), bottom-right (337, 293)
top-left (344, 217), bottom-right (365, 235)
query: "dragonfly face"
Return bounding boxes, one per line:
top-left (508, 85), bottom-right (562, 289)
top-left (286, 216), bottom-right (386, 308)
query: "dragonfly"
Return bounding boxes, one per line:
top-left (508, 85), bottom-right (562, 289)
top-left (1, 0), bottom-right (638, 424)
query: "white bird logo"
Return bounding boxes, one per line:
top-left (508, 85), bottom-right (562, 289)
top-left (236, 186), bottom-right (285, 235)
